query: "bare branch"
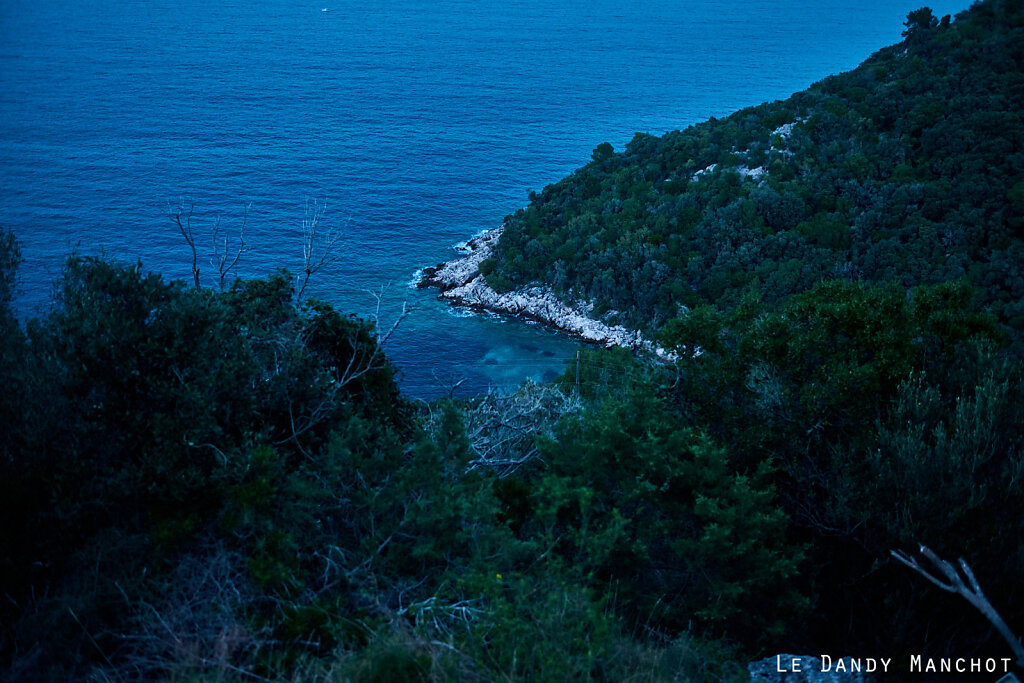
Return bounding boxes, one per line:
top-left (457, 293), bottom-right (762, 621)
top-left (272, 302), bottom-right (409, 453)
top-left (169, 198), bottom-right (251, 291)
top-left (168, 197), bottom-right (200, 290)
top-left (891, 544), bottom-right (1024, 667)
top-left (98, 545), bottom-right (272, 680)
top-left (428, 370), bottom-right (468, 400)
top-left (427, 382), bottom-right (583, 478)
top-left (367, 283), bottom-right (416, 347)
top-left (211, 203), bottom-right (251, 291)
top-left (296, 197), bottom-right (346, 300)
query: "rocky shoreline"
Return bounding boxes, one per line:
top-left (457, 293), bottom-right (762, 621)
top-left (418, 226), bottom-right (674, 359)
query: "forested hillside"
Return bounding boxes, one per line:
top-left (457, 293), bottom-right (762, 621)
top-left (477, 0), bottom-right (1024, 674)
top-left (2, 1), bottom-right (1023, 680)
top-left (488, 0), bottom-right (1024, 346)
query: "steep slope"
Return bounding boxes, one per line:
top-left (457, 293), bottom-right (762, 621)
top-left (484, 0), bottom-right (1024, 343)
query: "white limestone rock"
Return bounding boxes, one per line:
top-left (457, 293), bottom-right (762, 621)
top-left (419, 226), bottom-right (675, 360)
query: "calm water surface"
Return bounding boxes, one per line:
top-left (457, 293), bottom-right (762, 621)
top-left (0, 0), bottom-right (968, 396)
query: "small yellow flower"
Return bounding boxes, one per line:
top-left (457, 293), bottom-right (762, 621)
top-left (496, 573), bottom-right (502, 579)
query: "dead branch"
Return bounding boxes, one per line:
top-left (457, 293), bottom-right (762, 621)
top-left (211, 202), bottom-right (251, 291)
top-left (105, 544), bottom-right (270, 680)
top-left (367, 283), bottom-right (415, 347)
top-left (336, 328), bottom-right (387, 388)
top-left (168, 198), bottom-right (200, 290)
top-left (429, 370), bottom-right (468, 401)
top-left (169, 198), bottom-right (251, 291)
top-left (891, 544), bottom-right (1024, 667)
top-left (430, 382), bottom-right (583, 477)
top-left (273, 312), bottom-right (406, 453)
top-left (296, 197), bottom-right (346, 300)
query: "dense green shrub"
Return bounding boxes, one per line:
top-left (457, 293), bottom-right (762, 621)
top-left (518, 392), bottom-right (806, 646)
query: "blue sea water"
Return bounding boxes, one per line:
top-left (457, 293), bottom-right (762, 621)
top-left (0, 0), bottom-right (968, 397)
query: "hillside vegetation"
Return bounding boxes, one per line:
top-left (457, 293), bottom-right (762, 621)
top-left (488, 0), bottom-right (1024, 345)
top-left (2, 1), bottom-right (1023, 680)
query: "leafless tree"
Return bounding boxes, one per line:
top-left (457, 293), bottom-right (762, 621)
top-left (168, 197), bottom-right (201, 290)
top-left (169, 196), bottom-right (358, 300)
top-left (168, 196), bottom-right (250, 291)
top-left (427, 369), bottom-right (469, 401)
top-left (296, 197), bottom-right (346, 301)
top-left (210, 203), bottom-right (251, 291)
top-left (891, 544), bottom-right (1024, 668)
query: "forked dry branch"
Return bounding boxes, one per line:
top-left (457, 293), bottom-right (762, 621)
top-left (891, 544), bottom-right (1024, 668)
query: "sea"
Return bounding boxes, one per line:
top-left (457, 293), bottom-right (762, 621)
top-left (0, 0), bottom-right (968, 398)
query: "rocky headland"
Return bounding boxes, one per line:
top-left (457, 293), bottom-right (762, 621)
top-left (418, 226), bottom-right (674, 359)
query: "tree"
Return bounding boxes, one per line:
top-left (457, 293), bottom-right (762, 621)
top-left (168, 197), bottom-right (249, 291)
top-left (296, 197), bottom-right (344, 300)
top-left (590, 141), bottom-right (614, 163)
top-left (522, 392), bottom-right (806, 643)
top-left (0, 228), bottom-right (19, 310)
top-left (903, 7), bottom-right (939, 38)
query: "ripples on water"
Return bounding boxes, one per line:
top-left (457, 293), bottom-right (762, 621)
top-left (0, 0), bottom-right (967, 397)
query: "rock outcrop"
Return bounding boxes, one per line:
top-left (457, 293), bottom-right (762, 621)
top-left (419, 226), bottom-right (674, 358)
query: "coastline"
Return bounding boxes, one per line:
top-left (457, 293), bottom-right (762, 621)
top-left (418, 226), bottom-right (674, 359)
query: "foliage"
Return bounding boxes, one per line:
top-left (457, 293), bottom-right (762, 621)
top-left (658, 277), bottom-right (1022, 657)
top-left (4, 0), bottom-right (1024, 677)
top-left (486, 0), bottom-right (1024, 350)
top-left (0, 250), bottom-right (419, 677)
top-left (475, 4), bottom-right (1024, 658)
top-left (0, 244), bottom-right (759, 679)
top-left (519, 392), bottom-right (806, 645)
